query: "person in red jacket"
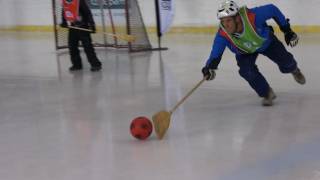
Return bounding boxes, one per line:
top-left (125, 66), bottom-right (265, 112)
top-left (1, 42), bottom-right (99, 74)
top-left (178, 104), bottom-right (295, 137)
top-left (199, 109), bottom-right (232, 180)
top-left (61, 0), bottom-right (102, 72)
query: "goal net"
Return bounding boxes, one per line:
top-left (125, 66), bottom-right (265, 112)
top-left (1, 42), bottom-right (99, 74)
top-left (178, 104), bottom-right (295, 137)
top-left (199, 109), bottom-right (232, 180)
top-left (52, 0), bottom-right (153, 52)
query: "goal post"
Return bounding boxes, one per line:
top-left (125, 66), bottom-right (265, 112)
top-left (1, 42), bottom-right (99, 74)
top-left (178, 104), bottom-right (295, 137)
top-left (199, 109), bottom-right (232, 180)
top-left (52, 0), bottom-right (153, 52)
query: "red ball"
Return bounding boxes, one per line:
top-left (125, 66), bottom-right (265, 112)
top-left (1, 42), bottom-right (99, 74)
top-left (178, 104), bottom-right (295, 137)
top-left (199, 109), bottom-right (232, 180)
top-left (130, 116), bottom-right (153, 140)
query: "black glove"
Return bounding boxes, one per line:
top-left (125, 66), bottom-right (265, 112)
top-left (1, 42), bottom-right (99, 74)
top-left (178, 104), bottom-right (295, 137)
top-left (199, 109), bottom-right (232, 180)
top-left (284, 31), bottom-right (299, 47)
top-left (280, 19), bottom-right (299, 47)
top-left (60, 22), bottom-right (68, 28)
top-left (202, 66), bottom-right (216, 81)
top-left (88, 23), bottom-right (96, 33)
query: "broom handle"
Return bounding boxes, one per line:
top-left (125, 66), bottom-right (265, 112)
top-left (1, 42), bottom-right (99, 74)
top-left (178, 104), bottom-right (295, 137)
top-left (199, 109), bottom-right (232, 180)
top-left (170, 77), bottom-right (206, 113)
top-left (68, 26), bottom-right (133, 40)
top-left (68, 25), bottom-right (93, 32)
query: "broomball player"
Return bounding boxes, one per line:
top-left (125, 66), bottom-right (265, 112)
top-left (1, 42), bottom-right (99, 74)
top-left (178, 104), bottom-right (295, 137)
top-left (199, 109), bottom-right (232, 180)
top-left (60, 0), bottom-right (102, 72)
top-left (202, 0), bottom-right (306, 106)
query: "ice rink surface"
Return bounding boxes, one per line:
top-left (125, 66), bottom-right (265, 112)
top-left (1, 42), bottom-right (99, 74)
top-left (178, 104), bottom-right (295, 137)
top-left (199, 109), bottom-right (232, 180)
top-left (0, 32), bottom-right (320, 180)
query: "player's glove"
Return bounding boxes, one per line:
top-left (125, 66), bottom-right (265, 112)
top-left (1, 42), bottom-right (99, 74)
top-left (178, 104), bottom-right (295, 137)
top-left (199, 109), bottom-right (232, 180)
top-left (284, 31), bottom-right (299, 47)
top-left (280, 19), bottom-right (299, 47)
top-left (88, 23), bottom-right (96, 34)
top-left (60, 22), bottom-right (68, 28)
top-left (201, 58), bottom-right (221, 81)
top-left (202, 66), bottom-right (216, 81)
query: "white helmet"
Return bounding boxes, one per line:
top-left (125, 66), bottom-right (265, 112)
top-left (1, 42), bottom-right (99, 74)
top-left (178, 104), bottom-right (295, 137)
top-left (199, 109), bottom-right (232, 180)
top-left (217, 0), bottom-right (239, 19)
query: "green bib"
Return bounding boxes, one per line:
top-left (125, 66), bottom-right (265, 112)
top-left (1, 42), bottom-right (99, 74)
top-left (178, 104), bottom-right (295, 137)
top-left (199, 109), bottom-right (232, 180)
top-left (220, 6), bottom-right (265, 54)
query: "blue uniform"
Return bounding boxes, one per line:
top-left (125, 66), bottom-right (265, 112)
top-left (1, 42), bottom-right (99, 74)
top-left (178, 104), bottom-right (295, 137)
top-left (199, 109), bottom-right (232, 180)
top-left (205, 4), bottom-right (298, 97)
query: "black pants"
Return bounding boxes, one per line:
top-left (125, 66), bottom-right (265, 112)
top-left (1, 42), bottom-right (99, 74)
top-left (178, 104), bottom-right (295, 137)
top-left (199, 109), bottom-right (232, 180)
top-left (68, 29), bottom-right (101, 68)
top-left (236, 33), bottom-right (298, 97)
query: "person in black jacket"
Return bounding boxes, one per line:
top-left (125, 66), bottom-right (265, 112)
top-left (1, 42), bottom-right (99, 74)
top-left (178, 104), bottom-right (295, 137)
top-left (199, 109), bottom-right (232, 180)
top-left (61, 0), bottom-right (102, 72)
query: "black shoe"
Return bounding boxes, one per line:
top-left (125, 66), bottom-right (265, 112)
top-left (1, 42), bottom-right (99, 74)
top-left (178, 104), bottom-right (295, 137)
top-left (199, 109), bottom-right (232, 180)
top-left (90, 66), bottom-right (101, 72)
top-left (69, 66), bottom-right (82, 71)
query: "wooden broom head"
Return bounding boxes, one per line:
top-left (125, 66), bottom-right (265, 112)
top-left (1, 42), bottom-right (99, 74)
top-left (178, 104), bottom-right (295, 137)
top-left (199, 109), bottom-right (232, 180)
top-left (152, 110), bottom-right (171, 140)
top-left (117, 34), bottom-right (136, 42)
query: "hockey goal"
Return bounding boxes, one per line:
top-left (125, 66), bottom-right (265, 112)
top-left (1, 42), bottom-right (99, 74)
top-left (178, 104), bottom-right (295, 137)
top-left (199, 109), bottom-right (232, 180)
top-left (52, 0), bottom-right (152, 52)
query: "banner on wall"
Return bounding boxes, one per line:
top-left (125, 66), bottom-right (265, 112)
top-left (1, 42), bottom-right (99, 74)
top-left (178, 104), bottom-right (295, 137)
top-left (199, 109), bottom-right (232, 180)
top-left (88, 0), bottom-right (125, 9)
top-left (156, 0), bottom-right (174, 36)
top-left (62, 0), bottom-right (80, 22)
top-left (87, 0), bottom-right (126, 24)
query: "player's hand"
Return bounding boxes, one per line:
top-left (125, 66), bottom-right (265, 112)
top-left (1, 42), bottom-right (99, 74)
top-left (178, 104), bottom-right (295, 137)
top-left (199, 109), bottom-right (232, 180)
top-left (202, 67), bottom-right (216, 81)
top-left (88, 24), bottom-right (96, 33)
top-left (59, 22), bottom-right (68, 28)
top-left (285, 31), bottom-right (299, 47)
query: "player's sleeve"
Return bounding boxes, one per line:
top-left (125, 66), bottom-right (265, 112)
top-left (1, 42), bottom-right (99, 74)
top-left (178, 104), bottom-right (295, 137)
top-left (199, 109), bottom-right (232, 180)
top-left (254, 4), bottom-right (289, 27)
top-left (80, 0), bottom-right (95, 24)
top-left (61, 6), bottom-right (67, 24)
top-left (205, 34), bottom-right (227, 69)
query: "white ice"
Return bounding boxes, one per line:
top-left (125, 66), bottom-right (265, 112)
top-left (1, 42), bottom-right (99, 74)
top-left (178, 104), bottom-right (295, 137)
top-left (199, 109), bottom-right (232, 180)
top-left (0, 32), bottom-right (320, 180)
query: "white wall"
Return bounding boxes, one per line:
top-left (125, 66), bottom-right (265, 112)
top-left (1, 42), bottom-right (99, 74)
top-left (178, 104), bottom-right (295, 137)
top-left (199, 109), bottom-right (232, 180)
top-left (139, 0), bottom-right (320, 26)
top-left (0, 1), bottom-right (52, 27)
top-left (0, 0), bottom-right (319, 27)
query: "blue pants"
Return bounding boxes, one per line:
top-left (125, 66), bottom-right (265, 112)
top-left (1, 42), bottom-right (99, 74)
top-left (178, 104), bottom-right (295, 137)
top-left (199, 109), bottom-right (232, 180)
top-left (236, 33), bottom-right (297, 97)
